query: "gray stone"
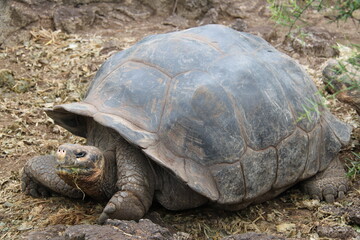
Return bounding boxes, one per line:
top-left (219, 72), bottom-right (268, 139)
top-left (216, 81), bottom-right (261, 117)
top-left (24, 219), bottom-right (176, 240)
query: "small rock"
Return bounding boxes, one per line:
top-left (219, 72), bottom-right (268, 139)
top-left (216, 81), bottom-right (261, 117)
top-left (199, 8), bottom-right (218, 25)
top-left (0, 68), bottom-right (33, 93)
top-left (319, 204), bottom-right (360, 225)
top-left (316, 225), bottom-right (358, 239)
top-left (230, 18), bottom-right (248, 32)
top-left (353, 9), bottom-right (360, 19)
top-left (291, 53), bottom-right (300, 59)
top-left (258, 5), bottom-right (273, 18)
top-left (17, 223), bottom-right (33, 231)
top-left (52, 125), bottom-right (61, 134)
top-left (347, 207), bottom-right (360, 225)
top-left (99, 39), bottom-right (123, 56)
top-left (3, 201), bottom-right (13, 208)
top-left (284, 27), bottom-right (340, 58)
top-left (106, 218), bottom-right (173, 239)
top-left (162, 14), bottom-right (189, 28)
top-left (322, 59), bottom-right (360, 115)
top-left (24, 218), bottom-right (178, 240)
top-left (221, 232), bottom-right (286, 240)
top-left (53, 6), bottom-right (96, 34)
top-left (319, 204), bottom-right (344, 216)
top-left (12, 78), bottom-right (34, 93)
top-left (26, 224), bottom-right (67, 240)
top-left (247, 26), bottom-right (278, 43)
top-left (225, 2), bottom-right (247, 18)
top-left (0, 69), bottom-right (15, 89)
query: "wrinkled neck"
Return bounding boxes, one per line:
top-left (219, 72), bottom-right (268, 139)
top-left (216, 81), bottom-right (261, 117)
top-left (85, 118), bottom-right (118, 199)
top-left (59, 169), bottom-right (107, 201)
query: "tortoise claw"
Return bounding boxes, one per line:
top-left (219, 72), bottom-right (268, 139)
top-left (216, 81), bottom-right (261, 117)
top-left (98, 212), bottom-right (110, 225)
top-left (98, 191), bottom-right (146, 223)
top-left (324, 194), bottom-right (335, 203)
top-left (22, 170), bottom-right (51, 198)
top-left (98, 202), bottom-right (116, 224)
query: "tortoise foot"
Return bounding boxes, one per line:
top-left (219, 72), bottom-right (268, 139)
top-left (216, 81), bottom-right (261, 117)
top-left (98, 191), bottom-right (146, 224)
top-left (301, 157), bottom-right (348, 203)
top-left (21, 155), bottom-right (83, 199)
top-left (22, 156), bottom-right (55, 198)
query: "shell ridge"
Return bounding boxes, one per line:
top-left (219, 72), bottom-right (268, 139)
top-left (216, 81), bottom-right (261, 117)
top-left (92, 60), bottom-right (129, 93)
top-left (220, 86), bottom-right (249, 154)
top-left (129, 58), bottom-right (173, 78)
top-left (171, 34), bottom-right (224, 54)
top-left (295, 128), bottom-right (311, 181)
top-left (156, 71), bottom-right (173, 133)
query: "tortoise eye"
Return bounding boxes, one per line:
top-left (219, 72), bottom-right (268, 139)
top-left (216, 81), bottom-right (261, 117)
top-left (75, 152), bottom-right (87, 158)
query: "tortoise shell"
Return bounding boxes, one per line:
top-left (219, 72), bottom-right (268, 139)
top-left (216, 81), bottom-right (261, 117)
top-left (47, 25), bottom-right (351, 204)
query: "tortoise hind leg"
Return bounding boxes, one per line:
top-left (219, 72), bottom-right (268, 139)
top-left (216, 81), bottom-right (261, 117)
top-left (22, 155), bottom-right (83, 199)
top-left (301, 157), bottom-right (348, 203)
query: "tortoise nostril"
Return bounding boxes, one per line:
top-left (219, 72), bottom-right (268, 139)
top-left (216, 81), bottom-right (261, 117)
top-left (57, 149), bottom-right (67, 156)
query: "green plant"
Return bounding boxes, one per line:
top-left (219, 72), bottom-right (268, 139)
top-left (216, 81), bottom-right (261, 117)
top-left (297, 44), bottom-right (359, 122)
top-left (297, 93), bottom-right (327, 122)
top-left (267, 0), bottom-right (360, 35)
top-left (267, 0), bottom-right (321, 34)
top-left (335, 0), bottom-right (360, 21)
top-left (267, 0), bottom-right (360, 119)
top-left (328, 43), bottom-right (360, 92)
top-left (346, 152), bottom-right (360, 180)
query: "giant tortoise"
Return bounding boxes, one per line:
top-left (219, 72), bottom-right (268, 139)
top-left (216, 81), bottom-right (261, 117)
top-left (22, 24), bottom-right (352, 223)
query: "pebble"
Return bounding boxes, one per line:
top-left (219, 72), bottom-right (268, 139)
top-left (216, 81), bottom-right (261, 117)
top-left (3, 201), bottom-right (13, 208)
top-left (0, 69), bottom-right (15, 89)
top-left (17, 223), bottom-right (33, 231)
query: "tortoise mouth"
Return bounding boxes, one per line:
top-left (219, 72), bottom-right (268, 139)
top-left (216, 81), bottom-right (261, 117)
top-left (56, 165), bottom-right (94, 175)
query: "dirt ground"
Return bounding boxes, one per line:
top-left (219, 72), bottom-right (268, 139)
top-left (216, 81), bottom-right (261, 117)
top-left (0, 3), bottom-right (359, 240)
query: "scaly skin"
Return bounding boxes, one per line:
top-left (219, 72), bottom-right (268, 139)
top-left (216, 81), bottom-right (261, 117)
top-left (301, 157), bottom-right (348, 203)
top-left (22, 155), bottom-right (83, 198)
top-left (97, 142), bottom-right (155, 222)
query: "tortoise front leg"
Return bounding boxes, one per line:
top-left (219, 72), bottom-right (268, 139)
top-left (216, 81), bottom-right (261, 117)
top-left (98, 145), bottom-right (155, 223)
top-left (22, 155), bottom-right (83, 199)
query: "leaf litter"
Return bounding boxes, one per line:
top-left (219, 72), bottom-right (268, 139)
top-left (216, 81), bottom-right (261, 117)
top-left (0, 26), bottom-right (359, 240)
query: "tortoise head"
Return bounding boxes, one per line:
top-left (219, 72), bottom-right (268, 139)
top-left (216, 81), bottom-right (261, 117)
top-left (55, 143), bottom-right (105, 199)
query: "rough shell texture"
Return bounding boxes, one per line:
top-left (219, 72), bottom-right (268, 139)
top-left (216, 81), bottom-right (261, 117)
top-left (47, 25), bottom-right (351, 204)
